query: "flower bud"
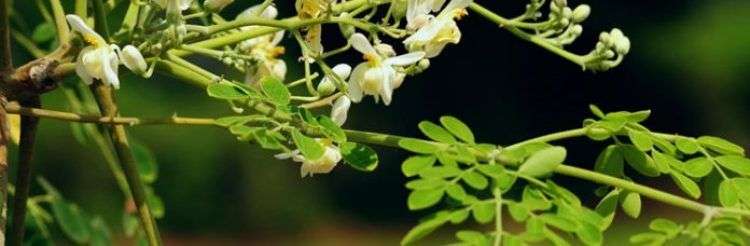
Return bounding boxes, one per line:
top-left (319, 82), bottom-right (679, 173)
top-left (120, 45), bottom-right (148, 76)
top-left (571, 4), bottom-right (590, 23)
top-left (417, 59), bottom-right (431, 71)
top-left (614, 36), bottom-right (630, 55)
top-left (375, 43), bottom-right (396, 57)
top-left (554, 0), bottom-right (567, 7)
top-left (331, 96), bottom-right (351, 126)
top-left (599, 32), bottom-right (611, 46)
top-left (562, 7), bottom-right (573, 19)
top-left (570, 25), bottom-right (583, 36)
top-left (317, 78), bottom-right (336, 96)
top-left (204, 0), bottom-right (234, 13)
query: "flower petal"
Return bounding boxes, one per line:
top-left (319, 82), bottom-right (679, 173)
top-left (385, 52), bottom-right (425, 66)
top-left (120, 45), bottom-right (148, 75)
top-left (66, 14), bottom-right (106, 46)
top-left (347, 63), bottom-right (368, 102)
top-left (331, 96), bottom-right (351, 126)
top-left (332, 63), bottom-right (352, 80)
top-left (349, 33), bottom-right (376, 55)
top-left (380, 67), bottom-right (396, 105)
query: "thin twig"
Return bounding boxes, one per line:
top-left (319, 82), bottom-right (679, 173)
top-left (5, 103), bottom-right (217, 126)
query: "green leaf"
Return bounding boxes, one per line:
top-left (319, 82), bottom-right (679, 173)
top-left (401, 213), bottom-right (450, 245)
top-left (462, 171), bottom-right (489, 190)
top-left (621, 192), bottom-right (641, 218)
top-left (131, 141), bottom-right (158, 184)
top-left (340, 142), bottom-right (379, 172)
top-left (675, 137), bottom-right (699, 154)
top-left (471, 202), bottom-right (495, 224)
top-left (445, 183), bottom-right (467, 201)
top-left (207, 83), bottom-right (250, 100)
top-left (698, 136), bottom-right (745, 156)
top-left (402, 155), bottom-right (436, 177)
top-left (649, 218), bottom-right (681, 235)
top-left (399, 139), bottom-right (440, 154)
top-left (595, 189), bottom-right (620, 229)
top-left (522, 187), bottom-right (552, 211)
top-left (456, 230), bottom-right (489, 245)
top-left (122, 213), bottom-right (139, 237)
top-left (714, 155), bottom-right (750, 176)
top-left (405, 179), bottom-right (445, 190)
top-left (408, 189), bottom-right (444, 210)
top-left (291, 129), bottom-right (324, 160)
top-left (628, 130), bottom-right (653, 151)
top-left (476, 164), bottom-right (505, 178)
top-left (650, 151), bottom-right (675, 174)
top-left (594, 145), bottom-right (624, 176)
top-left (435, 152), bottom-right (458, 168)
top-left (52, 200), bottom-right (91, 244)
top-left (418, 121), bottom-right (456, 143)
top-left (32, 23), bottom-right (56, 42)
top-left (449, 209), bottom-right (471, 224)
top-left (670, 172), bottom-right (701, 199)
top-left (89, 217), bottom-right (112, 246)
top-left (251, 128), bottom-right (284, 150)
top-left (539, 214), bottom-right (579, 232)
top-left (575, 223), bottom-right (603, 246)
top-left (725, 178), bottom-right (750, 207)
top-left (507, 202), bottom-right (529, 222)
top-left (260, 77), bottom-right (291, 105)
top-left (681, 157), bottom-right (714, 178)
top-left (439, 116), bottom-right (475, 144)
top-left (145, 186), bottom-right (165, 218)
top-left (215, 116), bottom-right (256, 127)
top-left (518, 146), bottom-right (566, 177)
top-left (419, 166), bottom-right (462, 179)
top-left (621, 145), bottom-right (660, 177)
top-left (589, 104), bottom-right (605, 118)
top-left (719, 179), bottom-right (740, 207)
top-left (318, 116), bottom-right (347, 143)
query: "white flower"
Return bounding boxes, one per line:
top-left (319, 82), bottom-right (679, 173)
top-left (403, 0), bottom-right (471, 58)
top-left (347, 33), bottom-right (424, 105)
top-left (67, 15), bottom-right (122, 88)
top-left (406, 0), bottom-right (446, 31)
top-left (154, 0), bottom-right (192, 11)
top-left (120, 45), bottom-right (148, 76)
top-left (275, 140), bottom-right (342, 178)
top-left (236, 5), bottom-right (287, 84)
top-left (331, 96), bottom-right (351, 126)
top-left (204, 0), bottom-right (233, 12)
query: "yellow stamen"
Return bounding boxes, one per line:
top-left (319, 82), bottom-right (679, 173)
top-left (83, 34), bottom-right (99, 46)
top-left (268, 47), bottom-right (285, 58)
top-left (363, 53), bottom-right (380, 66)
top-left (454, 9), bottom-right (469, 20)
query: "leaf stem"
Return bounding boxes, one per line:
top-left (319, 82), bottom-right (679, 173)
top-left (48, 0), bottom-right (70, 44)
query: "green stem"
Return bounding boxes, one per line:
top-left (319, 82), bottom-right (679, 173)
top-left (8, 97), bottom-right (41, 246)
top-left (1, 0), bottom-right (13, 239)
top-left (6, 103), bottom-right (217, 126)
top-left (506, 128), bottom-right (586, 149)
top-left (90, 82), bottom-right (162, 246)
top-left (468, 3), bottom-right (585, 68)
top-left (48, 0), bottom-right (69, 43)
top-left (493, 188), bottom-right (502, 246)
top-left (75, 0), bottom-right (87, 17)
top-left (10, 30), bottom-right (46, 58)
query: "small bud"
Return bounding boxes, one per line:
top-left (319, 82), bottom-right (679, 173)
top-left (204, 0), bottom-right (234, 13)
top-left (554, 0), bottom-right (567, 7)
top-left (599, 32), bottom-right (610, 45)
top-left (417, 59), bottom-right (431, 71)
top-left (604, 50), bottom-right (615, 59)
top-left (571, 4), bottom-right (590, 23)
top-left (562, 7), bottom-right (573, 19)
top-left (571, 24), bottom-right (583, 36)
top-left (317, 78), bottom-right (336, 96)
top-left (586, 126), bottom-right (611, 141)
top-left (614, 36), bottom-right (631, 55)
top-left (119, 45), bottom-right (148, 76)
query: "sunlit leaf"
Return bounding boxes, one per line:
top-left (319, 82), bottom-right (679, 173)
top-left (399, 139), bottom-right (441, 154)
top-left (714, 155), bottom-right (750, 176)
top-left (260, 76), bottom-right (291, 105)
top-left (471, 202), bottom-right (495, 224)
top-left (621, 192), bottom-right (641, 219)
top-left (418, 121), bottom-right (456, 143)
top-left (402, 155), bottom-right (436, 177)
top-left (518, 146), bottom-right (566, 177)
top-left (340, 142), bottom-right (378, 171)
top-left (628, 130), bottom-right (653, 151)
top-left (291, 129), bottom-right (324, 160)
top-left (207, 83), bottom-right (250, 100)
top-left (697, 136), bottom-right (745, 156)
top-left (439, 116), bottom-right (475, 144)
top-left (408, 189), bottom-right (444, 210)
